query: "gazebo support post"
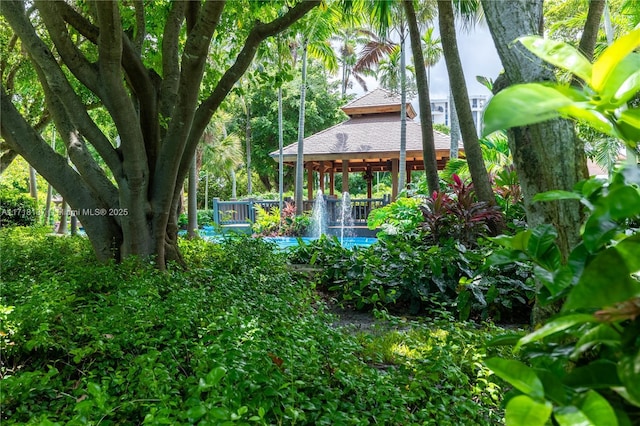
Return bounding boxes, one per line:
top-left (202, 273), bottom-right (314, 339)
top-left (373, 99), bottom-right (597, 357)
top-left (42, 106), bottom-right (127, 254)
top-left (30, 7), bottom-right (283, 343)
top-left (391, 158), bottom-right (399, 200)
top-left (342, 159), bottom-right (349, 195)
top-left (307, 165), bottom-right (314, 200)
top-left (329, 162), bottom-right (335, 196)
top-left (319, 161), bottom-right (325, 194)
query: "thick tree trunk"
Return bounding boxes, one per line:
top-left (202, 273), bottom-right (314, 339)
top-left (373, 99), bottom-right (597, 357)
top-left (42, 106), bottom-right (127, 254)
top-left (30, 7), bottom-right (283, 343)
top-left (404, 0), bottom-right (439, 194)
top-left (482, 0), bottom-right (588, 323)
top-left (2, 0), bottom-right (320, 267)
top-left (438, 0), bottom-right (494, 204)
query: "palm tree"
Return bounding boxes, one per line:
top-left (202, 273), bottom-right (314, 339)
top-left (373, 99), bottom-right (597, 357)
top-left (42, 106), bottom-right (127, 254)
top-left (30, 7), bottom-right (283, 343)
top-left (421, 28), bottom-right (442, 92)
top-left (331, 27), bottom-right (379, 97)
top-left (404, 0), bottom-right (440, 194)
top-left (293, 6), bottom-right (340, 214)
top-left (199, 113), bottom-right (243, 201)
top-left (438, 0), bottom-right (495, 204)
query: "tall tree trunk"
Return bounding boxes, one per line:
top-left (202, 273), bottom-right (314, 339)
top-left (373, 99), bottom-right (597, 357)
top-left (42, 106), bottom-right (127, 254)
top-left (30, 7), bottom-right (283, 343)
top-left (57, 201), bottom-right (68, 234)
top-left (449, 88), bottom-right (460, 159)
top-left (295, 41), bottom-right (308, 215)
top-left (398, 29), bottom-right (408, 194)
top-left (482, 0), bottom-right (588, 323)
top-left (245, 100), bottom-right (253, 196)
top-left (29, 166), bottom-right (38, 204)
top-left (404, 0), bottom-right (439, 194)
top-left (438, 0), bottom-right (494, 204)
top-left (278, 85), bottom-right (284, 214)
top-left (187, 155), bottom-right (198, 238)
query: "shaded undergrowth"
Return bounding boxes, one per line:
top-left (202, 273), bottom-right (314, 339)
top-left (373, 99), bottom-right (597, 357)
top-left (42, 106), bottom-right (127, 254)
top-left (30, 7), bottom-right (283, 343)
top-left (1, 227), bottom-right (511, 425)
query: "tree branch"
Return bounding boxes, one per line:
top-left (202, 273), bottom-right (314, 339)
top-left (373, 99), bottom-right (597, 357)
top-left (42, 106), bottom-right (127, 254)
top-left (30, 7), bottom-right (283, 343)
top-left (3, 0), bottom-right (121, 176)
top-left (181, 0), bottom-right (322, 182)
top-left (36, 0), bottom-right (101, 94)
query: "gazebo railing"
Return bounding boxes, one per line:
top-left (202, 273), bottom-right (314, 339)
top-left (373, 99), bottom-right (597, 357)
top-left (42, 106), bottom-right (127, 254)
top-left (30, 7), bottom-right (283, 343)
top-left (211, 196), bottom-right (390, 228)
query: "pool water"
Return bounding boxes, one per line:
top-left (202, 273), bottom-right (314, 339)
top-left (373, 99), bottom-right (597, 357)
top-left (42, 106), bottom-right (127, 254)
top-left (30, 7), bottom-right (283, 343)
top-left (263, 236), bottom-right (377, 250)
top-left (191, 227), bottom-right (377, 250)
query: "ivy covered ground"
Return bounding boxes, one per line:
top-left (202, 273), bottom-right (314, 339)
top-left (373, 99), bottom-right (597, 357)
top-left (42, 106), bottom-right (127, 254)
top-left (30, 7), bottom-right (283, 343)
top-left (1, 227), bottom-right (513, 425)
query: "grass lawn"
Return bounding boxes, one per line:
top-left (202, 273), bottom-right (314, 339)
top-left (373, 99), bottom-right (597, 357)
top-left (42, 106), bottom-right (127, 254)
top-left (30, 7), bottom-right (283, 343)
top-left (1, 227), bottom-right (513, 425)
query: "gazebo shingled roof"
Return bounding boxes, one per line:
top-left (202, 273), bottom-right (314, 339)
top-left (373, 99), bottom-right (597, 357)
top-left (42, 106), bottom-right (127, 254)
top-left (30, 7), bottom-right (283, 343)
top-left (271, 88), bottom-right (459, 199)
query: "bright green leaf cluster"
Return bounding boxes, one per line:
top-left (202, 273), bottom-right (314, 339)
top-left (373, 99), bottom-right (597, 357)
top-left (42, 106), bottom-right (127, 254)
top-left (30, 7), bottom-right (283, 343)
top-left (483, 27), bottom-right (640, 146)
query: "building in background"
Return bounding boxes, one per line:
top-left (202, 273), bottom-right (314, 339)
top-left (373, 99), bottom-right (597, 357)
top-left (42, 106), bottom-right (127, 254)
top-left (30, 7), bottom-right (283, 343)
top-left (431, 94), bottom-right (489, 136)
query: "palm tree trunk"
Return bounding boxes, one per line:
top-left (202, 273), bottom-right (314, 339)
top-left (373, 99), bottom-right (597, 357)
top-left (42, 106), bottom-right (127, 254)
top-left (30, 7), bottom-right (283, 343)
top-left (295, 40), bottom-right (308, 215)
top-left (187, 155), bottom-right (198, 238)
top-left (449, 88), bottom-right (460, 160)
top-left (438, 0), bottom-right (494, 204)
top-left (278, 85), bottom-right (284, 214)
top-left (245, 101), bottom-right (252, 196)
top-left (404, 0), bottom-right (439, 194)
top-left (398, 30), bottom-right (407, 194)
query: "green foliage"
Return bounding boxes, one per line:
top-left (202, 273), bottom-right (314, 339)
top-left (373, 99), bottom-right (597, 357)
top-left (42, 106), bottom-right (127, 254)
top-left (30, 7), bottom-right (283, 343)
top-left (0, 228), bottom-right (510, 424)
top-left (483, 28), bottom-right (640, 146)
top-left (289, 235), bottom-right (534, 322)
top-left (0, 187), bottom-right (37, 227)
top-left (486, 167), bottom-right (640, 425)
top-left (367, 196), bottom-right (424, 238)
top-left (252, 202), bottom-right (309, 236)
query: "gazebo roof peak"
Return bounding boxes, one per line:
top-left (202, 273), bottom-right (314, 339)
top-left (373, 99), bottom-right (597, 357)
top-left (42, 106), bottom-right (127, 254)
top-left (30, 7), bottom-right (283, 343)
top-left (341, 88), bottom-right (416, 119)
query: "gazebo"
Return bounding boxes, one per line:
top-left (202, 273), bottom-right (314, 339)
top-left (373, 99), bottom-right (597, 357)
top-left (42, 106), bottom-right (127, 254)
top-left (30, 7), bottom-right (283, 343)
top-left (271, 88), bottom-right (456, 200)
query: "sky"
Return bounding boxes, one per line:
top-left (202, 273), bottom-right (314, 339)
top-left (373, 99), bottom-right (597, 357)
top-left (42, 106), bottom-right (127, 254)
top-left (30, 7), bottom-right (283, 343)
top-left (345, 21), bottom-right (504, 102)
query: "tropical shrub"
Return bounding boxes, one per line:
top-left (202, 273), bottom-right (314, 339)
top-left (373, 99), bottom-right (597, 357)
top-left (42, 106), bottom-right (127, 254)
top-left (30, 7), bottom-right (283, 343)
top-left (289, 235), bottom-right (534, 321)
top-left (252, 201), bottom-right (308, 236)
top-left (421, 175), bottom-right (504, 247)
top-left (367, 196), bottom-right (424, 238)
top-left (0, 187), bottom-right (37, 227)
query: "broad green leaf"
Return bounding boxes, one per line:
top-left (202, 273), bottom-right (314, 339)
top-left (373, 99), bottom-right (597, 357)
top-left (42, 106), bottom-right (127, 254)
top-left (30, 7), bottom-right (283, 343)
top-left (592, 27), bottom-right (640, 92)
top-left (555, 391), bottom-right (618, 426)
top-left (482, 84), bottom-right (572, 136)
top-left (505, 395), bottom-right (552, 426)
top-left (618, 109), bottom-right (640, 146)
top-left (485, 358), bottom-right (545, 398)
top-left (614, 234), bottom-right (640, 271)
top-left (486, 249), bottom-right (530, 267)
top-left (554, 405), bottom-right (594, 426)
top-left (533, 190), bottom-right (583, 202)
top-left (518, 36), bottom-right (593, 84)
top-left (581, 390), bottom-right (619, 426)
top-left (602, 186), bottom-right (640, 221)
top-left (204, 366), bottom-right (226, 387)
top-left (582, 209), bottom-right (618, 252)
top-left (535, 369), bottom-right (568, 405)
top-left (618, 351), bottom-right (640, 406)
top-left (571, 325), bottom-right (621, 359)
top-left (187, 404), bottom-right (207, 422)
top-left (564, 242), bottom-right (640, 311)
top-left (560, 104), bottom-right (619, 137)
top-left (528, 225), bottom-right (560, 269)
top-left (600, 53), bottom-right (640, 106)
top-left (485, 333), bottom-right (525, 347)
top-left (564, 360), bottom-right (622, 388)
top-left (515, 314), bottom-right (595, 351)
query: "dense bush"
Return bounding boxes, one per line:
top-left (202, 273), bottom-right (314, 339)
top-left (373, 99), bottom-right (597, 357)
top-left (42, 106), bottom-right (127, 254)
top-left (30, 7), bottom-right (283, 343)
top-left (0, 187), bottom-right (37, 227)
top-left (288, 235), bottom-right (534, 322)
top-left (0, 227), bottom-right (510, 424)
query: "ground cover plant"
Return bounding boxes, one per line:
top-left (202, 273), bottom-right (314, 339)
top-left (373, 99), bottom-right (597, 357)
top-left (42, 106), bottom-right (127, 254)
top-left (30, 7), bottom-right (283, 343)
top-left (1, 227), bottom-right (511, 425)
